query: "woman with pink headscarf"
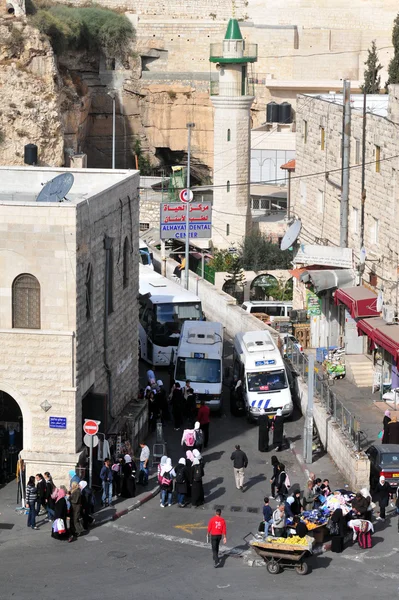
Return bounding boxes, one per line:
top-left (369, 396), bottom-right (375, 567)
top-left (382, 410), bottom-right (391, 444)
top-left (51, 486), bottom-right (68, 540)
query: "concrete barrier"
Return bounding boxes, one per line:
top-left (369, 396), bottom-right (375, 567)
top-left (296, 377), bottom-right (370, 490)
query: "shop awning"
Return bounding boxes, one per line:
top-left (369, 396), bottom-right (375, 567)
top-left (357, 317), bottom-right (399, 367)
top-left (300, 269), bottom-right (354, 293)
top-left (356, 317), bottom-right (386, 337)
top-left (334, 286), bottom-right (379, 318)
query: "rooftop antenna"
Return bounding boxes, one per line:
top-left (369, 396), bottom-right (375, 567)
top-left (36, 173), bottom-right (74, 203)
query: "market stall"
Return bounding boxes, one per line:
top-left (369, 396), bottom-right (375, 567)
top-left (251, 535), bottom-right (315, 575)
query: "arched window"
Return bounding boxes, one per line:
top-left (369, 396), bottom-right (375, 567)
top-left (85, 263), bottom-right (93, 320)
top-left (226, 180), bottom-right (230, 193)
top-left (12, 274), bottom-right (40, 329)
top-left (123, 237), bottom-right (130, 289)
top-left (227, 128), bottom-right (231, 141)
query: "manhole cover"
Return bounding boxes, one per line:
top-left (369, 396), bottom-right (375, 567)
top-left (247, 507), bottom-right (259, 514)
top-left (107, 551), bottom-right (127, 559)
top-left (213, 505), bottom-right (225, 511)
top-left (0, 523), bottom-right (14, 530)
top-left (230, 506), bottom-right (243, 512)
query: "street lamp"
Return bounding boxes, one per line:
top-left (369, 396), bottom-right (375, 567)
top-left (107, 91), bottom-right (116, 169)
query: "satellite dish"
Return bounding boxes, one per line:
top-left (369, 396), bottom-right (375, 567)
top-left (36, 173), bottom-right (74, 203)
top-left (377, 290), bottom-right (383, 312)
top-left (280, 219), bottom-right (302, 251)
top-left (360, 247), bottom-right (367, 265)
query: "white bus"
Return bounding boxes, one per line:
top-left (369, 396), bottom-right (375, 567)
top-left (233, 330), bottom-right (293, 420)
top-left (139, 239), bottom-right (154, 270)
top-left (174, 322), bottom-right (223, 412)
top-left (139, 264), bottom-right (202, 366)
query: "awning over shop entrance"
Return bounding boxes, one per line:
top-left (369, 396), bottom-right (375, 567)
top-left (334, 286), bottom-right (379, 319)
top-left (300, 269), bottom-right (354, 293)
top-left (357, 317), bottom-right (399, 367)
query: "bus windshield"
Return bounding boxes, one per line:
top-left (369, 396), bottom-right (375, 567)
top-left (176, 357), bottom-right (221, 384)
top-left (156, 303), bottom-right (201, 324)
top-left (247, 369), bottom-right (287, 392)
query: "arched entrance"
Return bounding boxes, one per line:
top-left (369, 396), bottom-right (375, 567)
top-left (250, 274), bottom-right (278, 301)
top-left (0, 391), bottom-right (23, 484)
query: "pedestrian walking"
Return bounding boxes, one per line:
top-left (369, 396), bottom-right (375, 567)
top-left (375, 475), bottom-right (392, 521)
top-left (160, 458), bottom-right (176, 507)
top-left (139, 442), bottom-right (150, 486)
top-left (35, 473), bottom-right (46, 516)
top-left (185, 450), bottom-right (194, 502)
top-left (79, 481), bottom-right (95, 529)
top-left (191, 456), bottom-right (205, 507)
top-left (194, 421), bottom-right (204, 452)
top-left (291, 490), bottom-right (302, 515)
top-left (388, 416), bottom-right (399, 444)
top-left (112, 457), bottom-right (123, 497)
top-left (181, 425), bottom-right (196, 453)
top-left (207, 508), bottom-right (227, 567)
top-left (121, 454), bottom-right (137, 498)
top-left (51, 487), bottom-right (68, 540)
top-left (261, 497), bottom-right (273, 538)
top-left (100, 458), bottom-right (113, 507)
top-left (156, 380), bottom-right (170, 422)
top-left (272, 409), bottom-right (284, 451)
top-left (186, 389), bottom-right (197, 424)
top-left (270, 455), bottom-right (279, 498)
top-left (68, 469), bottom-right (80, 488)
top-left (276, 462), bottom-right (289, 502)
top-left (148, 391), bottom-right (158, 433)
top-left (43, 472), bottom-right (55, 521)
top-left (26, 475), bottom-right (38, 530)
top-left (230, 444), bottom-right (248, 491)
top-left (258, 409), bottom-right (270, 452)
top-left (171, 383), bottom-right (184, 430)
top-left (175, 458), bottom-right (188, 507)
top-left (382, 410), bottom-right (391, 444)
top-left (197, 399), bottom-right (210, 448)
top-left (68, 481), bottom-right (84, 542)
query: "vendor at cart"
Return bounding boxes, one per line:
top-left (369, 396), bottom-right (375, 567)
top-left (290, 516), bottom-right (308, 538)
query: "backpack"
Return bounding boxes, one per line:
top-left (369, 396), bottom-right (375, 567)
top-left (285, 472), bottom-right (291, 489)
top-left (185, 430), bottom-right (195, 447)
top-left (193, 465), bottom-right (202, 482)
top-left (195, 429), bottom-right (204, 446)
top-left (161, 471), bottom-right (172, 487)
top-left (176, 468), bottom-right (186, 485)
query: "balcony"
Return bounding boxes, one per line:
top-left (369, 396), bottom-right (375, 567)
top-left (209, 80), bottom-right (255, 97)
top-left (209, 42), bottom-right (258, 64)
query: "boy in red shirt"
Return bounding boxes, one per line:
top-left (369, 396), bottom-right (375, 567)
top-left (207, 508), bottom-right (227, 567)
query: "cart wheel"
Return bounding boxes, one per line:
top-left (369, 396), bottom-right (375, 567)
top-left (295, 562), bottom-right (308, 575)
top-left (267, 561), bottom-right (280, 575)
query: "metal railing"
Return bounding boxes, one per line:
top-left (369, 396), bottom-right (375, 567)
top-left (287, 340), bottom-right (362, 451)
top-left (209, 80), bottom-right (255, 97)
top-left (209, 42), bottom-right (258, 62)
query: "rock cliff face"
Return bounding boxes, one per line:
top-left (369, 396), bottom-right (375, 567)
top-left (0, 19), bottom-right (64, 166)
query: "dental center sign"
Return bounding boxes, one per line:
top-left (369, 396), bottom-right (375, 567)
top-left (160, 202), bottom-right (212, 240)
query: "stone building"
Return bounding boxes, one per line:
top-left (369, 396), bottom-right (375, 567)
top-left (0, 167), bottom-right (140, 483)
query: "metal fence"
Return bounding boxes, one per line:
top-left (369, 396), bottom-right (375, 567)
top-left (287, 340), bottom-right (362, 451)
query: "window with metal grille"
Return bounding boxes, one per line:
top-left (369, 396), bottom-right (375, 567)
top-left (85, 263), bottom-right (93, 320)
top-left (12, 274), bottom-right (40, 329)
top-left (123, 237), bottom-right (130, 289)
top-left (139, 223), bottom-right (150, 231)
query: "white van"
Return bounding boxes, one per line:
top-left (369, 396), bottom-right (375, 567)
top-left (241, 301), bottom-right (292, 321)
top-left (174, 322), bottom-right (223, 412)
top-left (233, 330), bottom-right (293, 420)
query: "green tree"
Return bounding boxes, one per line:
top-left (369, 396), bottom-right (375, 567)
top-left (240, 231), bottom-right (293, 271)
top-left (387, 13), bottom-right (399, 87)
top-left (223, 256), bottom-right (246, 303)
top-left (361, 40), bottom-right (382, 94)
top-left (208, 249), bottom-right (235, 271)
top-left (267, 277), bottom-right (293, 301)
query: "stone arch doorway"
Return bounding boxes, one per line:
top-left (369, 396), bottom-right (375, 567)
top-left (250, 274), bottom-right (278, 301)
top-left (0, 390), bottom-right (23, 484)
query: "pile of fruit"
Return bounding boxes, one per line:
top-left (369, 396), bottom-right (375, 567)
top-left (303, 521), bottom-right (320, 531)
top-left (266, 536), bottom-right (308, 546)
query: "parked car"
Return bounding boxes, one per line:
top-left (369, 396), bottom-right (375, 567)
top-left (366, 444), bottom-right (399, 491)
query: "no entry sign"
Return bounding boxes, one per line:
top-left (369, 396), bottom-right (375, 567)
top-left (83, 420), bottom-right (99, 436)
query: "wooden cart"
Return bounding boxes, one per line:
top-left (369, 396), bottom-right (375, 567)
top-left (250, 539), bottom-right (313, 575)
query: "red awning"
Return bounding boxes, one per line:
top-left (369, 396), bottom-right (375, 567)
top-left (334, 286), bottom-right (379, 319)
top-left (357, 317), bottom-right (399, 367)
top-left (356, 317), bottom-right (386, 337)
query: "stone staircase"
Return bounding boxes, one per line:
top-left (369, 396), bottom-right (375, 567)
top-left (345, 355), bottom-right (373, 388)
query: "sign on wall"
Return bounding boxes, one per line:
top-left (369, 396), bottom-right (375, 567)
top-left (49, 416), bottom-right (67, 429)
top-left (306, 290), bottom-right (321, 316)
top-left (160, 202), bottom-right (212, 240)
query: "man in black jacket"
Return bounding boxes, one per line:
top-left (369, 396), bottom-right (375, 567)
top-left (230, 444), bottom-right (248, 491)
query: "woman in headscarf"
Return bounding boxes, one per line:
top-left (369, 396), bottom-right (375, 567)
top-left (194, 421), bottom-right (204, 452)
top-left (276, 462), bottom-right (288, 502)
top-left (382, 410), bottom-right (391, 444)
top-left (121, 454), bottom-right (137, 498)
top-left (181, 424), bottom-right (196, 453)
top-left (68, 481), bottom-right (84, 542)
top-left (191, 456), bottom-right (205, 508)
top-left (185, 450), bottom-right (194, 502)
top-left (192, 449), bottom-right (205, 504)
top-left (51, 487), bottom-right (68, 540)
top-left (158, 456), bottom-right (168, 504)
top-left (272, 409), bottom-right (284, 451)
top-left (79, 481), bottom-right (95, 530)
top-left (160, 458), bottom-right (176, 507)
top-left (351, 492), bottom-right (369, 518)
top-left (348, 518), bottom-right (373, 549)
top-left (258, 409), bottom-right (270, 452)
top-left (68, 469), bottom-right (80, 487)
top-left (388, 416), bottom-right (399, 444)
top-left (375, 475), bottom-right (392, 521)
top-left (175, 458), bottom-right (188, 507)
top-left (284, 496), bottom-right (295, 519)
top-left (270, 455), bottom-right (280, 499)
top-left (302, 479), bottom-right (317, 510)
top-left (330, 508), bottom-right (346, 553)
top-left (291, 489), bottom-right (302, 515)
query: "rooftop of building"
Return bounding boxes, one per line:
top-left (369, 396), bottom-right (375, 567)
top-left (0, 166), bottom-right (138, 206)
top-left (302, 93), bottom-right (389, 117)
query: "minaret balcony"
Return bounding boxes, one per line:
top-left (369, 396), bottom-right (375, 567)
top-left (209, 42), bottom-right (258, 64)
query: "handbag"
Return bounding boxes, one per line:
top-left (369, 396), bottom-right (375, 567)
top-left (54, 518), bottom-right (66, 534)
top-left (378, 430), bottom-right (383, 439)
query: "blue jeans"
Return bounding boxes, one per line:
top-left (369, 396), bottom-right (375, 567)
top-left (140, 462), bottom-right (149, 485)
top-left (264, 519), bottom-right (273, 537)
top-left (102, 481), bottom-right (113, 505)
top-left (161, 490), bottom-right (173, 505)
top-left (47, 506), bottom-right (55, 520)
top-left (177, 493), bottom-right (185, 505)
top-left (27, 502), bottom-right (36, 528)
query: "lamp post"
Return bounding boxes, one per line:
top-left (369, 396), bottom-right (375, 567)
top-left (108, 91), bottom-right (116, 169)
top-left (184, 122), bottom-right (195, 290)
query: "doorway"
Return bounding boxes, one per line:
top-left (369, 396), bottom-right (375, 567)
top-left (0, 391), bottom-right (23, 484)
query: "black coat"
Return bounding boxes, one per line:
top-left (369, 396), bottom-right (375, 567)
top-left (382, 416), bottom-right (390, 444)
top-left (175, 464), bottom-right (188, 494)
top-left (376, 481), bottom-right (392, 507)
top-left (258, 414), bottom-right (270, 452)
top-left (54, 497), bottom-right (67, 521)
top-left (121, 462), bottom-right (136, 498)
top-left (273, 416), bottom-right (284, 445)
top-left (388, 421), bottom-right (399, 444)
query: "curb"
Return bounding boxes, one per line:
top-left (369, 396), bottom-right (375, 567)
top-left (286, 435), bottom-right (311, 481)
top-left (94, 485), bottom-right (160, 526)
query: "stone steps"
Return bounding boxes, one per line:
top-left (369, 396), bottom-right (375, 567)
top-left (345, 357), bottom-right (373, 388)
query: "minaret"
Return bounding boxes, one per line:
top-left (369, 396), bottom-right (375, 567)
top-left (209, 19), bottom-right (258, 249)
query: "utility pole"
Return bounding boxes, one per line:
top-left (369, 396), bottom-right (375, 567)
top-left (340, 80), bottom-right (351, 248)
top-left (161, 168), bottom-right (166, 276)
top-left (304, 354), bottom-right (315, 464)
top-left (359, 88), bottom-right (367, 283)
top-left (185, 123), bottom-right (195, 290)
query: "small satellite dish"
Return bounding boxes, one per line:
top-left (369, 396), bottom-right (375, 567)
top-left (360, 247), bottom-right (367, 265)
top-left (36, 173), bottom-right (74, 203)
top-left (280, 219), bottom-right (302, 251)
top-left (377, 290), bottom-right (383, 313)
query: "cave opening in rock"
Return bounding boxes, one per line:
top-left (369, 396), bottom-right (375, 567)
top-left (154, 147), bottom-right (211, 185)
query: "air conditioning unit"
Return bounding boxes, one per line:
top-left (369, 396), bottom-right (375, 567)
top-left (383, 305), bottom-right (395, 324)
